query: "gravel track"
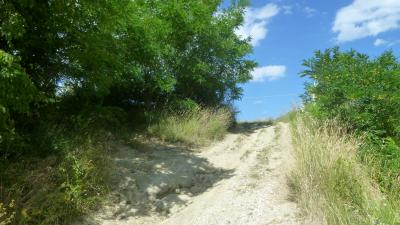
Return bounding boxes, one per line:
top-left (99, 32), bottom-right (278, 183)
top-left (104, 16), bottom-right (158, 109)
top-left (78, 122), bottom-right (301, 225)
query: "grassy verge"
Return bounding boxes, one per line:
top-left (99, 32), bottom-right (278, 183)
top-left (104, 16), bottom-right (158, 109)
top-left (289, 114), bottom-right (400, 225)
top-left (147, 107), bottom-right (232, 146)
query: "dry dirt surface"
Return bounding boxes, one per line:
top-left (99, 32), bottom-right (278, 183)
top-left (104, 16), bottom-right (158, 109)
top-left (77, 122), bottom-right (301, 225)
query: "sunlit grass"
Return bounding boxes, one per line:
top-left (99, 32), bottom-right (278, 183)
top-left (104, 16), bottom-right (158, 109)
top-left (147, 107), bottom-right (231, 146)
top-left (289, 114), bottom-right (400, 225)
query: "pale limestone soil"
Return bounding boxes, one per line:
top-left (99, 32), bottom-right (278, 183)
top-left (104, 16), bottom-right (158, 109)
top-left (78, 122), bottom-right (301, 225)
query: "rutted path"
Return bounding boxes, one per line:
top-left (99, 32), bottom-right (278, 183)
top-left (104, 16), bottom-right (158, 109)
top-left (78, 122), bottom-right (301, 225)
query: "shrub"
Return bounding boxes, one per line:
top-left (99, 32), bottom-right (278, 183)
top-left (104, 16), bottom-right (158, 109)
top-left (0, 107), bottom-right (122, 225)
top-left (0, 136), bottom-right (111, 225)
top-left (302, 48), bottom-right (400, 137)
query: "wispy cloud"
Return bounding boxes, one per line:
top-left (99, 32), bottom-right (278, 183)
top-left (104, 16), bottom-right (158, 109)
top-left (235, 3), bottom-right (280, 46)
top-left (250, 65), bottom-right (286, 82)
top-left (374, 38), bottom-right (388, 46)
top-left (374, 38), bottom-right (400, 47)
top-left (333, 0), bottom-right (400, 42)
top-left (303, 6), bottom-right (317, 17)
top-left (279, 3), bottom-right (319, 17)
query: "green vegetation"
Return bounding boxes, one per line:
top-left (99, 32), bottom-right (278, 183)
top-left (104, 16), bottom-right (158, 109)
top-left (0, 0), bottom-right (254, 155)
top-left (0, 1), bottom-right (253, 224)
top-left (302, 48), bottom-right (400, 139)
top-left (275, 110), bottom-right (297, 123)
top-left (0, 109), bottom-right (119, 224)
top-left (290, 115), bottom-right (399, 224)
top-left (148, 107), bottom-right (232, 146)
top-left (292, 47), bottom-right (400, 224)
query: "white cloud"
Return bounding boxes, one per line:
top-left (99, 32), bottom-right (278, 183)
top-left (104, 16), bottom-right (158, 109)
top-left (235, 4), bottom-right (280, 46)
top-left (374, 38), bottom-right (400, 46)
top-left (304, 6), bottom-right (317, 17)
top-left (333, 0), bottom-right (400, 42)
top-left (251, 65), bottom-right (286, 82)
top-left (374, 38), bottom-right (388, 46)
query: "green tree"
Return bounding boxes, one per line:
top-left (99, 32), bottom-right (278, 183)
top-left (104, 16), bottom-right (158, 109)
top-left (302, 47), bottom-right (400, 138)
top-left (0, 0), bottom-right (255, 153)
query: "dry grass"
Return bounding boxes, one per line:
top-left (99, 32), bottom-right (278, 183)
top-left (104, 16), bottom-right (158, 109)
top-left (147, 107), bottom-right (231, 146)
top-left (289, 114), bottom-right (399, 225)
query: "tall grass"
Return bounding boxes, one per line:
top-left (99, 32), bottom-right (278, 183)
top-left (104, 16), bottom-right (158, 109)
top-left (147, 107), bottom-right (231, 146)
top-left (289, 114), bottom-right (400, 225)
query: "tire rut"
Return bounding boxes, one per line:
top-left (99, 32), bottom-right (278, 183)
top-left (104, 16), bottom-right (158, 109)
top-left (77, 122), bottom-right (301, 225)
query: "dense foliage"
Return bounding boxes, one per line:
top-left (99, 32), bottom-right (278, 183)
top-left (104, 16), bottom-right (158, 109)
top-left (0, 0), bottom-right (255, 155)
top-left (0, 1), bottom-right (254, 224)
top-left (301, 48), bottom-right (400, 202)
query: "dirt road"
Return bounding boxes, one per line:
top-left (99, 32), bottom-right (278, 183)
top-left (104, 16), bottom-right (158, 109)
top-left (79, 122), bottom-right (301, 225)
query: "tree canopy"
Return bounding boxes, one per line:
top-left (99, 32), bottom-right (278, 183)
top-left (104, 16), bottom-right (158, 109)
top-left (0, 0), bottom-right (256, 152)
top-left (302, 47), bottom-right (400, 139)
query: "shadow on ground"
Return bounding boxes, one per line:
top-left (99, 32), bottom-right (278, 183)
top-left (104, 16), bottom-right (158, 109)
top-left (77, 142), bottom-right (233, 224)
top-left (230, 121), bottom-right (273, 135)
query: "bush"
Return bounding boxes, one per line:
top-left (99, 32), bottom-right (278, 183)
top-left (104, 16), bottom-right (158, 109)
top-left (0, 107), bottom-right (124, 225)
top-left (302, 48), bottom-right (400, 137)
top-left (147, 107), bottom-right (232, 145)
top-left (0, 139), bottom-right (111, 225)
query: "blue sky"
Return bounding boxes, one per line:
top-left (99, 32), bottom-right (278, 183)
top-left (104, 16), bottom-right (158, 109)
top-left (232, 0), bottom-right (400, 121)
